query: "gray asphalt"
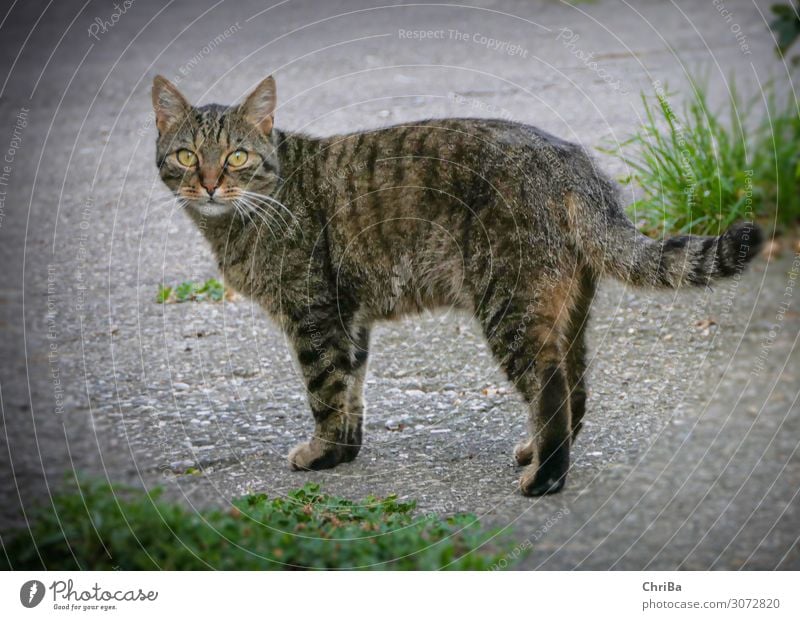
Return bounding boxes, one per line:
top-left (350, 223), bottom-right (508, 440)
top-left (0, 0), bottom-right (797, 569)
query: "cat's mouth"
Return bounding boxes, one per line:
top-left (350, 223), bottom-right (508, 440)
top-left (180, 194), bottom-right (234, 217)
top-left (177, 189), bottom-right (286, 222)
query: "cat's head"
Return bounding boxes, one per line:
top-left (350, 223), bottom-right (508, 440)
top-left (152, 75), bottom-right (280, 218)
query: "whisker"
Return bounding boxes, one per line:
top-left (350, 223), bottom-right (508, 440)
top-left (238, 194), bottom-right (290, 230)
top-left (237, 194), bottom-right (289, 231)
top-left (235, 198), bottom-right (277, 239)
top-left (241, 200), bottom-right (281, 237)
top-left (246, 191), bottom-right (293, 218)
top-left (240, 190), bottom-right (296, 226)
top-left (243, 198), bottom-right (298, 238)
top-left (248, 208), bottom-right (278, 240)
top-left (230, 200), bottom-right (247, 224)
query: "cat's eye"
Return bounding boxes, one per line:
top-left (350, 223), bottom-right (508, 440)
top-left (176, 149), bottom-right (198, 167)
top-left (226, 150), bottom-right (249, 167)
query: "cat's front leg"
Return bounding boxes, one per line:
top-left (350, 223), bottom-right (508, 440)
top-left (287, 324), bottom-right (367, 470)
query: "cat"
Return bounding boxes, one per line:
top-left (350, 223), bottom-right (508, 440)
top-left (152, 75), bottom-right (762, 496)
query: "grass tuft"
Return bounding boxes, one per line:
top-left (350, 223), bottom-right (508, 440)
top-left (602, 77), bottom-right (799, 236)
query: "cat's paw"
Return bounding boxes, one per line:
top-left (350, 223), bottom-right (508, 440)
top-left (288, 439), bottom-right (344, 471)
top-left (518, 445), bottom-right (569, 496)
top-left (514, 439), bottom-right (535, 466)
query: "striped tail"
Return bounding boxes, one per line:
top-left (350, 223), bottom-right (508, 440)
top-left (564, 187), bottom-right (764, 289)
top-left (595, 220), bottom-right (764, 289)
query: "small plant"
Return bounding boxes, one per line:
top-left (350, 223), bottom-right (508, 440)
top-left (2, 479), bottom-right (518, 570)
top-left (155, 284), bottom-right (172, 303)
top-left (156, 278), bottom-right (225, 303)
top-left (174, 281), bottom-right (196, 302)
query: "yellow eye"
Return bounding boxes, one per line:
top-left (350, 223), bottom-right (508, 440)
top-left (227, 150), bottom-right (248, 167)
top-left (176, 149), bottom-right (197, 167)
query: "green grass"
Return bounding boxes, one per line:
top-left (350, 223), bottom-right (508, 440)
top-left (602, 79), bottom-right (756, 237)
top-left (602, 77), bottom-right (799, 236)
top-left (156, 278), bottom-right (224, 304)
top-left (2, 480), bottom-right (518, 570)
top-left (756, 89), bottom-right (800, 228)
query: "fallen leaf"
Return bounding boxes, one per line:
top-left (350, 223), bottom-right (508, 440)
top-left (695, 318), bottom-right (717, 329)
top-left (762, 239), bottom-right (783, 260)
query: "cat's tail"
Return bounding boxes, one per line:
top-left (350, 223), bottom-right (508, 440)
top-left (568, 195), bottom-right (763, 289)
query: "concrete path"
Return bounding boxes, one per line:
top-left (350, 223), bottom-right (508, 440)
top-left (0, 0), bottom-right (797, 569)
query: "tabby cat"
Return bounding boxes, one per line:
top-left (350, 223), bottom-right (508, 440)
top-left (152, 75), bottom-right (762, 495)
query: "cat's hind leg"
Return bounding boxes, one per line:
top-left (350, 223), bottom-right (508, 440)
top-left (288, 321), bottom-right (370, 470)
top-left (477, 275), bottom-right (577, 496)
top-left (565, 268), bottom-right (596, 441)
top-left (342, 325), bottom-right (371, 461)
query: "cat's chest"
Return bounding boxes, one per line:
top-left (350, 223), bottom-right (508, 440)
top-left (212, 238), bottom-right (270, 301)
top-left (215, 240), bottom-right (306, 316)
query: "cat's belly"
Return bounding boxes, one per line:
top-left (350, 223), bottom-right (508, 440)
top-left (355, 253), bottom-right (473, 321)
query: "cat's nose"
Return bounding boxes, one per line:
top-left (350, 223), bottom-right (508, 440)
top-left (200, 167), bottom-right (222, 196)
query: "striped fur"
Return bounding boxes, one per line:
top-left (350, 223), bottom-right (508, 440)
top-left (153, 76), bottom-right (763, 496)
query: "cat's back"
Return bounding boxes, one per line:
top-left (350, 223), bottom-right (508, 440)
top-left (308, 116), bottom-right (591, 202)
top-left (337, 116), bottom-right (583, 156)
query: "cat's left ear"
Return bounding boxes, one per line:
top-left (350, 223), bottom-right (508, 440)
top-left (241, 76), bottom-right (276, 135)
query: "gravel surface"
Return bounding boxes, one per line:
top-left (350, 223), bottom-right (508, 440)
top-left (0, 0), bottom-right (797, 569)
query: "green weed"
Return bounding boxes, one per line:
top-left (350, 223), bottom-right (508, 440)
top-left (603, 77), bottom-right (799, 236)
top-left (156, 278), bottom-right (225, 304)
top-left (2, 479), bottom-right (518, 570)
top-left (601, 79), bottom-right (756, 237)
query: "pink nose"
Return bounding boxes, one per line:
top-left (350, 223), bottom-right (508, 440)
top-left (200, 167), bottom-right (221, 195)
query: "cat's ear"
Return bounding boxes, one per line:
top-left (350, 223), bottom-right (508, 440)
top-left (241, 76), bottom-right (276, 135)
top-left (152, 75), bottom-right (190, 134)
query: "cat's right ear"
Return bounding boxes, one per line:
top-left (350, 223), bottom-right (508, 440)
top-left (152, 75), bottom-right (190, 134)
